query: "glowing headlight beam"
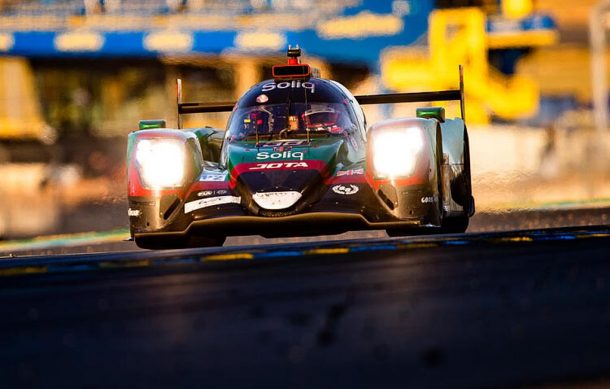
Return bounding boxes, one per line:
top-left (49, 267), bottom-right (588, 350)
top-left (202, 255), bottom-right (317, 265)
top-left (135, 139), bottom-right (186, 189)
top-left (372, 128), bottom-right (424, 178)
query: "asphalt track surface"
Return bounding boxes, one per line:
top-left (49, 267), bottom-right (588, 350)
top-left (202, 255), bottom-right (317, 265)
top-left (2, 222), bottom-right (610, 388)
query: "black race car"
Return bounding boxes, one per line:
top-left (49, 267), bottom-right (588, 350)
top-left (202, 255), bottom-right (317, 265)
top-left (127, 46), bottom-right (474, 249)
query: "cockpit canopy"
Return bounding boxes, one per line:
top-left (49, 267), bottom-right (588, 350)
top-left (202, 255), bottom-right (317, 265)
top-left (225, 78), bottom-right (363, 142)
top-left (227, 102), bottom-right (356, 141)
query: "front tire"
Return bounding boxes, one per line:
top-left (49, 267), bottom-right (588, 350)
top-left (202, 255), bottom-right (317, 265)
top-left (386, 228), bottom-right (416, 237)
top-left (440, 214), bottom-right (469, 233)
top-left (135, 235), bottom-right (226, 250)
top-left (440, 126), bottom-right (474, 234)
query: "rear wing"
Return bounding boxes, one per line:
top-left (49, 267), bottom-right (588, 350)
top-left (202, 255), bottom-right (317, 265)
top-left (176, 65), bottom-right (465, 128)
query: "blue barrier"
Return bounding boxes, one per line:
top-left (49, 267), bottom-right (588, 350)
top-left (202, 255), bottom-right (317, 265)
top-left (0, 1), bottom-right (556, 66)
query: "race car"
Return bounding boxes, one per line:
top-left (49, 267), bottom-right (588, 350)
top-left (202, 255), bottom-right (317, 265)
top-left (127, 46), bottom-right (475, 249)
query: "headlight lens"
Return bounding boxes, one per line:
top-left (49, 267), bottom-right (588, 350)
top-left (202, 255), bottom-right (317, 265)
top-left (135, 139), bottom-right (186, 189)
top-left (372, 128), bottom-right (424, 178)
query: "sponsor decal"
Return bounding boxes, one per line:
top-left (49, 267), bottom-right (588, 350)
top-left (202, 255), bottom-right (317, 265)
top-left (198, 189), bottom-right (229, 197)
top-left (421, 196), bottom-right (437, 204)
top-left (317, 11), bottom-right (403, 39)
top-left (198, 190), bottom-right (213, 197)
top-left (336, 168), bottom-right (364, 177)
top-left (261, 80), bottom-right (315, 94)
top-left (127, 208), bottom-right (141, 217)
top-left (0, 33), bottom-right (14, 52)
top-left (235, 31), bottom-right (285, 51)
top-left (256, 94), bottom-right (269, 103)
top-left (200, 173), bottom-right (227, 182)
top-left (185, 196), bottom-right (241, 214)
top-left (332, 184), bottom-right (359, 195)
top-left (256, 151), bottom-right (304, 160)
top-left (250, 162), bottom-right (309, 170)
top-left (55, 32), bottom-right (104, 52)
top-left (143, 31), bottom-right (193, 53)
top-left (257, 140), bottom-right (308, 148)
top-left (252, 191), bottom-right (302, 210)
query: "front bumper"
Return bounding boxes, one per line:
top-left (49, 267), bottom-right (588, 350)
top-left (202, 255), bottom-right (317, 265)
top-left (133, 211), bottom-right (440, 240)
top-left (129, 182), bottom-right (441, 239)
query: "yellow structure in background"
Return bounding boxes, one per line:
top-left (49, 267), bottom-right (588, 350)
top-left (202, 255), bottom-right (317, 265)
top-left (502, 0), bottom-right (533, 19)
top-left (0, 57), bottom-right (51, 141)
top-left (382, 6), bottom-right (551, 124)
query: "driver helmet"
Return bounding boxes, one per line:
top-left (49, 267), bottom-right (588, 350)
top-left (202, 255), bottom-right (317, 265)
top-left (302, 106), bottom-right (345, 134)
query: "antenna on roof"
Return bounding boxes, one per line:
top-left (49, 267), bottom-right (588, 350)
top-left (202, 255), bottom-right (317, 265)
top-left (177, 78), bottom-right (183, 129)
top-left (287, 44), bottom-right (301, 65)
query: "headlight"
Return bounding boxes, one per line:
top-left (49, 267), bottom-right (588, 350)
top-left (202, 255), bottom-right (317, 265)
top-left (372, 128), bottom-right (424, 178)
top-left (135, 139), bottom-right (186, 189)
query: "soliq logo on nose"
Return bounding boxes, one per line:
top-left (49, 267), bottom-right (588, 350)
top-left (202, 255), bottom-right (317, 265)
top-left (256, 151), bottom-right (304, 160)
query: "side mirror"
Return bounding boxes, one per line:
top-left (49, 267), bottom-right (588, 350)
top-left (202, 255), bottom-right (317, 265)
top-left (138, 119), bottom-right (167, 130)
top-left (416, 107), bottom-right (445, 122)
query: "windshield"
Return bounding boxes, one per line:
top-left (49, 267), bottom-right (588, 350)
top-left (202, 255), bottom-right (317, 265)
top-left (226, 102), bottom-right (357, 141)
